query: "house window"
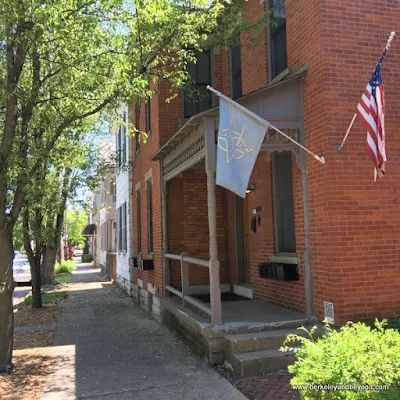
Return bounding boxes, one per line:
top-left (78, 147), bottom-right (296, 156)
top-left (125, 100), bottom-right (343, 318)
top-left (110, 178), bottom-right (116, 202)
top-left (113, 221), bottom-right (117, 252)
top-left (116, 126), bottom-right (121, 169)
top-left (136, 189), bottom-right (141, 254)
top-left (100, 223), bottom-right (106, 251)
top-left (269, 0), bottom-right (287, 80)
top-left (146, 178), bottom-right (153, 253)
top-left (122, 202), bottom-right (127, 251)
top-left (122, 111), bottom-right (127, 165)
top-left (184, 50), bottom-right (212, 118)
top-left (230, 36), bottom-right (242, 99)
top-left (273, 151), bottom-right (296, 254)
top-left (116, 111), bottom-right (127, 169)
top-left (116, 203), bottom-right (127, 252)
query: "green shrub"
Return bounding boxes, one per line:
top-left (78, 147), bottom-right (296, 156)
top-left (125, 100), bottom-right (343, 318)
top-left (55, 272), bottom-right (71, 285)
top-left (387, 314), bottom-right (400, 332)
top-left (82, 254), bottom-right (93, 263)
top-left (281, 320), bottom-right (400, 399)
top-left (55, 260), bottom-right (76, 274)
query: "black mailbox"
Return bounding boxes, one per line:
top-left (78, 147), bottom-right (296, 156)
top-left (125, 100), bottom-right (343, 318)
top-left (258, 262), bottom-right (299, 281)
top-left (140, 259), bottom-right (154, 270)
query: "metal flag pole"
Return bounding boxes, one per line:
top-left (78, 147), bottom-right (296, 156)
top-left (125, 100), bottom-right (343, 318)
top-left (337, 31), bottom-right (395, 153)
top-left (207, 85), bottom-right (326, 164)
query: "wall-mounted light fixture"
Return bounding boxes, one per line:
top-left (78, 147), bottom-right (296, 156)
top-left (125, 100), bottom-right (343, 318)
top-left (246, 183), bottom-right (256, 194)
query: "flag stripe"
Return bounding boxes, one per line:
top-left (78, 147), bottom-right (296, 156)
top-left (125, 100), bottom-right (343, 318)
top-left (356, 59), bottom-right (386, 181)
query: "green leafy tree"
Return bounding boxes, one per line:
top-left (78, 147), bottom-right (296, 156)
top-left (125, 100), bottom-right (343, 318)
top-left (22, 130), bottom-right (98, 306)
top-left (65, 210), bottom-right (88, 247)
top-left (0, 0), bottom-right (258, 375)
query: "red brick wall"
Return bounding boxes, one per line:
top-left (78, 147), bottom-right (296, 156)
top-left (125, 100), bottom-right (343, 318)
top-left (132, 0), bottom-right (400, 325)
top-left (131, 110), bottom-right (162, 292)
top-left (311, 0), bottom-right (400, 324)
top-left (240, 0), bottom-right (268, 95)
top-left (167, 177), bottom-right (184, 288)
top-left (166, 162), bottom-right (230, 288)
top-left (283, 0), bottom-right (400, 323)
top-left (223, 151), bottom-right (306, 312)
top-left (285, 0), bottom-right (339, 322)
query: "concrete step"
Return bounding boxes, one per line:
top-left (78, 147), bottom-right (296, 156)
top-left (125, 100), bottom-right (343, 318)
top-left (230, 348), bottom-right (296, 377)
top-left (225, 327), bottom-right (318, 355)
top-left (218, 317), bottom-right (316, 335)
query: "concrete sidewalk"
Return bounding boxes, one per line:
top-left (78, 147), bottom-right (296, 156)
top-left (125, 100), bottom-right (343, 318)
top-left (41, 263), bottom-right (248, 400)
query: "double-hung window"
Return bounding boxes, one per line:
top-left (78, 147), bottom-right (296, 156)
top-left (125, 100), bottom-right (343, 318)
top-left (273, 152), bottom-right (296, 254)
top-left (230, 35), bottom-right (242, 99)
top-left (117, 111), bottom-right (127, 169)
top-left (183, 50), bottom-right (212, 118)
top-left (146, 178), bottom-right (153, 254)
top-left (269, 0), bottom-right (287, 80)
top-left (116, 202), bottom-right (127, 252)
top-left (136, 189), bottom-right (141, 254)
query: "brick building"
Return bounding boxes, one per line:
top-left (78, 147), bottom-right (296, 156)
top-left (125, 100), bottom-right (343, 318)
top-left (119, 0), bottom-right (400, 374)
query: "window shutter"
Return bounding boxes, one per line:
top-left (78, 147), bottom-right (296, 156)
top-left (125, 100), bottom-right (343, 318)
top-left (183, 50), bottom-right (212, 118)
top-left (231, 40), bottom-right (242, 99)
top-left (270, 0), bottom-right (287, 79)
top-left (116, 208), bottom-right (120, 251)
top-left (147, 179), bottom-right (153, 253)
top-left (122, 112), bottom-right (127, 164)
top-left (123, 202), bottom-right (127, 251)
top-left (137, 190), bottom-right (141, 253)
top-left (273, 152), bottom-right (296, 253)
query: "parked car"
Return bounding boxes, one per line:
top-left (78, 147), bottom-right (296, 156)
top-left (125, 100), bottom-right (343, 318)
top-left (12, 258), bottom-right (31, 284)
top-left (14, 250), bottom-right (25, 259)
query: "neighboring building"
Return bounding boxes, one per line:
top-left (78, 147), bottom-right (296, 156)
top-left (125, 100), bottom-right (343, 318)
top-left (92, 140), bottom-right (116, 274)
top-left (117, 0), bottom-right (400, 376)
top-left (114, 104), bottom-right (133, 293)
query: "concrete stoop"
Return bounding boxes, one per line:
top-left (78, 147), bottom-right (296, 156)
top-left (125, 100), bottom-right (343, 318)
top-left (113, 276), bottom-right (322, 378)
top-left (224, 326), bottom-right (322, 377)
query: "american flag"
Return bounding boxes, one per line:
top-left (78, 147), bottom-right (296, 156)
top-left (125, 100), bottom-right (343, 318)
top-left (356, 51), bottom-right (387, 181)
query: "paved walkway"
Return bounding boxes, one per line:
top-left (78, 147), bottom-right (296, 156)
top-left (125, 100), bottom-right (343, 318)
top-left (236, 373), bottom-right (300, 400)
top-left (41, 263), bottom-right (248, 400)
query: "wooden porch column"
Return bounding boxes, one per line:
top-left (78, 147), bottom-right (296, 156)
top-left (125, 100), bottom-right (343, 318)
top-left (161, 171), bottom-right (170, 296)
top-left (204, 117), bottom-right (222, 325)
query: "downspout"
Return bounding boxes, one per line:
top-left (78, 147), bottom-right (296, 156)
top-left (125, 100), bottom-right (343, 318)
top-left (128, 121), bottom-right (135, 289)
top-left (299, 79), bottom-right (315, 319)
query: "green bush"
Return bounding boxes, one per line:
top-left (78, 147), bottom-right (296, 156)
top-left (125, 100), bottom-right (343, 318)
top-left (55, 259), bottom-right (76, 274)
top-left (55, 272), bottom-right (71, 285)
top-left (82, 254), bottom-right (92, 263)
top-left (387, 314), bottom-right (400, 332)
top-left (281, 320), bottom-right (400, 399)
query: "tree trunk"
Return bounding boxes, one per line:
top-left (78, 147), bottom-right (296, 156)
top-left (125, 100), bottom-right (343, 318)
top-left (41, 247), bottom-right (58, 285)
top-left (30, 258), bottom-right (42, 309)
top-left (60, 236), bottom-right (65, 264)
top-left (22, 209), bottom-right (42, 309)
top-left (0, 229), bottom-right (15, 373)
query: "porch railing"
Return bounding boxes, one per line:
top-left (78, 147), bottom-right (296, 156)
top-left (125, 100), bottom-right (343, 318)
top-left (164, 253), bottom-right (212, 317)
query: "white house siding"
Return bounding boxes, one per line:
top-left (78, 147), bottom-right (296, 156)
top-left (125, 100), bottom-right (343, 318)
top-left (99, 207), bottom-right (108, 268)
top-left (116, 168), bottom-right (131, 281)
top-left (115, 104), bottom-right (133, 293)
